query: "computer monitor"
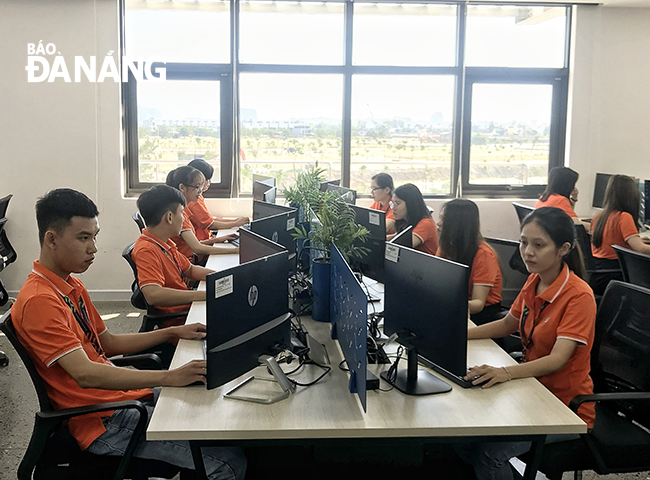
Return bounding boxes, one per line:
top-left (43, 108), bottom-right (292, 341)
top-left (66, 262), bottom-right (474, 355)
top-left (250, 210), bottom-right (298, 257)
top-left (645, 180), bottom-right (650, 224)
top-left (253, 180), bottom-right (275, 202)
top-left (319, 179), bottom-right (341, 192)
top-left (205, 249), bottom-right (291, 391)
top-left (326, 184), bottom-right (357, 204)
top-left (592, 173), bottom-right (613, 208)
top-left (239, 228), bottom-right (286, 265)
top-left (263, 187), bottom-right (277, 204)
top-left (252, 174), bottom-right (276, 187)
top-left (389, 225), bottom-right (413, 248)
top-left (349, 204), bottom-right (386, 283)
top-left (252, 200), bottom-right (297, 221)
top-left (382, 245), bottom-right (470, 395)
top-left (330, 243), bottom-right (369, 412)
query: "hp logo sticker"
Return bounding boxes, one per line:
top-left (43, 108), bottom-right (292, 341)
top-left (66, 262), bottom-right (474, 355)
top-left (248, 285), bottom-right (259, 307)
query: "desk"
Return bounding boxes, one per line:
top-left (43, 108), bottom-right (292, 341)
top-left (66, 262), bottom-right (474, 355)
top-left (148, 253), bottom-right (586, 479)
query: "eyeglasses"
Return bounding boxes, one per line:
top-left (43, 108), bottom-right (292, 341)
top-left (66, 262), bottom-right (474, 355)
top-left (186, 184), bottom-right (204, 191)
top-left (370, 186), bottom-right (381, 192)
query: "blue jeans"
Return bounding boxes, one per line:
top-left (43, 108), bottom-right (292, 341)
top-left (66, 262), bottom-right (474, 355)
top-left (87, 388), bottom-right (246, 480)
top-left (453, 434), bottom-right (580, 480)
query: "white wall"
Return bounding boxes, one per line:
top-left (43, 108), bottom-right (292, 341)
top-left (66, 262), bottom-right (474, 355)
top-left (0, 1), bottom-right (648, 299)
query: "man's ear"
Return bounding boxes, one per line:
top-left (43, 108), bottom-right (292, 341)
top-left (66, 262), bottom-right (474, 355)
top-left (43, 230), bottom-right (58, 251)
top-left (164, 210), bottom-right (174, 225)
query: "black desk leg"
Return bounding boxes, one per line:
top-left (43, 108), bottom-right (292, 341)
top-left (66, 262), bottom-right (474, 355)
top-left (190, 440), bottom-right (209, 480)
top-left (523, 436), bottom-right (546, 480)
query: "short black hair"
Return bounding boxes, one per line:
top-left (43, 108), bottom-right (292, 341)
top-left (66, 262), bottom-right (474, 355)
top-left (371, 172), bottom-right (394, 194)
top-left (36, 189), bottom-right (99, 246)
top-left (137, 185), bottom-right (186, 227)
top-left (188, 158), bottom-right (214, 181)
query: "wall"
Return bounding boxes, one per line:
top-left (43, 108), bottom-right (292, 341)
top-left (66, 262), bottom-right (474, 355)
top-left (1, 1), bottom-right (648, 299)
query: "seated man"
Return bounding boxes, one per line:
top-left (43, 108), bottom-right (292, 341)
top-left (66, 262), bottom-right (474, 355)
top-left (133, 184), bottom-right (216, 320)
top-left (12, 188), bottom-right (245, 479)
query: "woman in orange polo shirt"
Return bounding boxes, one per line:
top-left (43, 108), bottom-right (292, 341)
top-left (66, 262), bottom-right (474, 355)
top-left (165, 166), bottom-right (238, 260)
top-left (391, 183), bottom-right (438, 256)
top-left (369, 172), bottom-right (395, 234)
top-left (455, 207), bottom-right (596, 480)
top-left (590, 174), bottom-right (650, 295)
top-left (534, 166), bottom-right (582, 223)
top-left (436, 199), bottom-right (503, 325)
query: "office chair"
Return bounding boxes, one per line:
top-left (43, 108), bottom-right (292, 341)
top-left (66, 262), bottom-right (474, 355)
top-left (0, 217), bottom-right (17, 307)
top-left (613, 244), bottom-right (650, 289)
top-left (484, 237), bottom-right (528, 309)
top-left (521, 281), bottom-right (650, 480)
top-left (0, 193), bottom-right (12, 218)
top-left (512, 202), bottom-right (534, 224)
top-left (132, 211), bottom-right (146, 233)
top-left (0, 311), bottom-right (193, 480)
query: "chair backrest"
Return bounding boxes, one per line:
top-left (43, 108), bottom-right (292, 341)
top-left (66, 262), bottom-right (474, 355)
top-left (132, 212), bottom-right (145, 233)
top-left (591, 281), bottom-right (650, 428)
top-left (512, 202), bottom-right (534, 224)
top-left (484, 237), bottom-right (529, 308)
top-left (0, 311), bottom-right (55, 412)
top-left (574, 223), bottom-right (596, 272)
top-left (0, 194), bottom-right (12, 219)
top-left (613, 245), bottom-right (650, 288)
top-left (0, 217), bottom-right (17, 269)
top-left (122, 243), bottom-right (147, 310)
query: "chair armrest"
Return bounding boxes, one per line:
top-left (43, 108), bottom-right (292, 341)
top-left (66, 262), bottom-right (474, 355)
top-left (568, 392), bottom-right (650, 413)
top-left (21, 400), bottom-right (149, 480)
top-left (146, 310), bottom-right (190, 320)
top-left (110, 353), bottom-right (162, 370)
top-left (586, 269), bottom-right (622, 275)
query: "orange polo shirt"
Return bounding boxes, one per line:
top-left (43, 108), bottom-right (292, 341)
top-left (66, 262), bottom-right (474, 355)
top-left (11, 261), bottom-right (152, 450)
top-left (132, 229), bottom-right (193, 315)
top-left (187, 195), bottom-right (213, 241)
top-left (370, 200), bottom-right (394, 221)
top-left (470, 242), bottom-right (502, 307)
top-left (510, 263), bottom-right (596, 428)
top-left (591, 211), bottom-right (639, 260)
top-left (412, 217), bottom-right (439, 256)
top-left (170, 209), bottom-right (196, 259)
top-left (534, 194), bottom-right (577, 218)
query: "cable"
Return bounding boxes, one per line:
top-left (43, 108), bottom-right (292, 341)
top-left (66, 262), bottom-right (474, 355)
top-left (288, 360), bottom-right (331, 387)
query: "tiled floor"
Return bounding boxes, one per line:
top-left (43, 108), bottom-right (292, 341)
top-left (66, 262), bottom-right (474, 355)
top-left (0, 301), bottom-right (648, 480)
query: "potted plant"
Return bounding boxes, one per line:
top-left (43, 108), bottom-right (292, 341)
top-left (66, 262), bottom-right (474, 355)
top-left (293, 192), bottom-right (370, 322)
top-left (282, 163), bottom-right (326, 224)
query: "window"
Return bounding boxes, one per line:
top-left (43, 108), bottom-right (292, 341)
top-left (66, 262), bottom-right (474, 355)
top-left (123, 2), bottom-right (570, 199)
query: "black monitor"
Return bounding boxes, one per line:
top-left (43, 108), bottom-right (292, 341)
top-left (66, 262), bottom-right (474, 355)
top-left (252, 174), bottom-right (276, 187)
top-left (330, 243), bottom-right (369, 412)
top-left (592, 173), bottom-right (613, 208)
top-left (250, 210), bottom-right (298, 257)
top-left (205, 249), bottom-right (291, 390)
top-left (252, 200), bottom-right (296, 221)
top-left (326, 184), bottom-right (357, 204)
top-left (382, 245), bottom-right (470, 395)
top-left (389, 225), bottom-right (413, 248)
top-left (253, 179), bottom-right (275, 201)
top-left (263, 187), bottom-right (277, 204)
top-left (239, 228), bottom-right (286, 265)
top-left (349, 204), bottom-right (386, 283)
top-left (319, 179), bottom-right (341, 192)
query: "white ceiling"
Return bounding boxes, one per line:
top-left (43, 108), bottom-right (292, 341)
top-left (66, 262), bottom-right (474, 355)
top-left (601, 0), bottom-right (650, 6)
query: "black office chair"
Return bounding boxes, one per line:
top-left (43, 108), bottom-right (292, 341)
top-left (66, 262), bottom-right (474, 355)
top-left (0, 217), bottom-right (17, 307)
top-left (0, 193), bottom-right (12, 218)
top-left (484, 237), bottom-right (528, 309)
top-left (0, 310), bottom-right (191, 480)
top-left (132, 211), bottom-right (146, 233)
top-left (613, 244), bottom-right (650, 289)
top-left (512, 202), bottom-right (534, 224)
top-left (521, 281), bottom-right (650, 479)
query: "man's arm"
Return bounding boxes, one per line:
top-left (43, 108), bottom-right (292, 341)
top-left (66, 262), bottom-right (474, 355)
top-left (185, 264), bottom-right (214, 282)
top-left (100, 323), bottom-right (206, 357)
top-left (57, 348), bottom-right (207, 389)
top-left (141, 284), bottom-right (205, 307)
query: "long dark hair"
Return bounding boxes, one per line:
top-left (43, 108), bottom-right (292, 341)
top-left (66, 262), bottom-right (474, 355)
top-left (439, 199), bottom-right (482, 268)
top-left (539, 167), bottom-right (579, 202)
top-left (521, 207), bottom-right (586, 279)
top-left (592, 174), bottom-right (640, 248)
top-left (393, 183), bottom-right (431, 232)
top-left (165, 166), bottom-right (203, 192)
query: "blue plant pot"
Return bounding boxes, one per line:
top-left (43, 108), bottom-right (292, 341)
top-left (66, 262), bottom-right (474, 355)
top-left (311, 258), bottom-right (330, 322)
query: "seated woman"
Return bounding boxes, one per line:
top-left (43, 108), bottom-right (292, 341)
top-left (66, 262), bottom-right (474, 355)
top-left (454, 207), bottom-right (596, 480)
top-left (369, 172), bottom-right (395, 234)
top-left (391, 183), bottom-right (438, 256)
top-left (534, 167), bottom-right (585, 225)
top-left (590, 174), bottom-right (650, 295)
top-left (186, 159), bottom-right (249, 241)
top-left (166, 166), bottom-right (238, 259)
top-left (437, 199), bottom-right (503, 325)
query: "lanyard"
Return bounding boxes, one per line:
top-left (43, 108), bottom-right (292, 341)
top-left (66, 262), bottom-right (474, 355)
top-left (144, 235), bottom-right (187, 281)
top-left (61, 294), bottom-right (107, 360)
top-left (520, 300), bottom-right (550, 353)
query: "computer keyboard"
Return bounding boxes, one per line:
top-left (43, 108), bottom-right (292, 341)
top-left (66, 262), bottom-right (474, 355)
top-left (228, 238), bottom-right (240, 247)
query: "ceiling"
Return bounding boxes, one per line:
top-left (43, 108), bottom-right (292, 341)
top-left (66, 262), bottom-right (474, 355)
top-left (601, 0), bottom-right (650, 6)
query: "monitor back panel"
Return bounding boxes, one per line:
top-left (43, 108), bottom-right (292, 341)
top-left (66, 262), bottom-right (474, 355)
top-left (252, 200), bottom-right (296, 221)
top-left (239, 228), bottom-right (287, 265)
top-left (250, 210), bottom-right (298, 255)
top-left (350, 204), bottom-right (386, 283)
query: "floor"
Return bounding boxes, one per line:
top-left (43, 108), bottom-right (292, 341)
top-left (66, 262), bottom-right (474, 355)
top-left (0, 301), bottom-right (648, 480)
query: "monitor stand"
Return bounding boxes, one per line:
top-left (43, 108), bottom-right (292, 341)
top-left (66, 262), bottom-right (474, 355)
top-left (380, 344), bottom-right (451, 395)
top-left (223, 355), bottom-right (295, 404)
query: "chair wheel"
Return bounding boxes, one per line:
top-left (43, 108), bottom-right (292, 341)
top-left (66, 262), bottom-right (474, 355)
top-left (0, 352), bottom-right (9, 367)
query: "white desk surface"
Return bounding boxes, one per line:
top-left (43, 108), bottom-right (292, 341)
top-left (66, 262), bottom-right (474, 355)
top-left (148, 253), bottom-right (586, 442)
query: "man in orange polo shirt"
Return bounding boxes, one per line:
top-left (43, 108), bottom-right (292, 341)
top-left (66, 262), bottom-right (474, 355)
top-left (12, 188), bottom-right (245, 479)
top-left (132, 185), bottom-right (216, 315)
